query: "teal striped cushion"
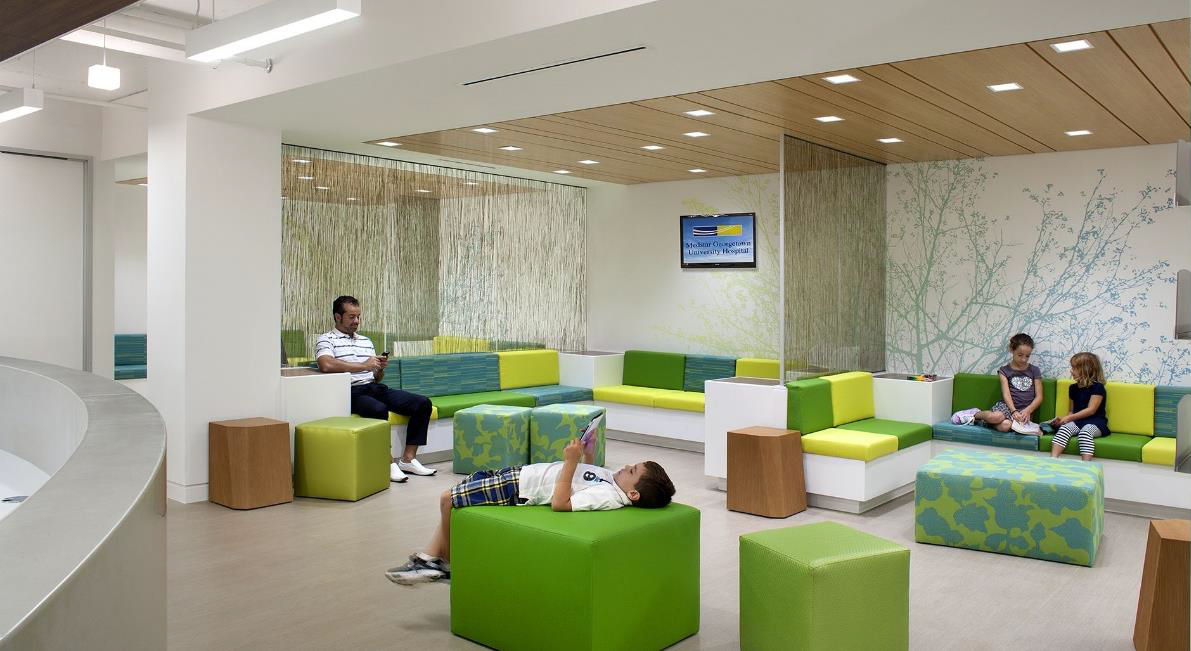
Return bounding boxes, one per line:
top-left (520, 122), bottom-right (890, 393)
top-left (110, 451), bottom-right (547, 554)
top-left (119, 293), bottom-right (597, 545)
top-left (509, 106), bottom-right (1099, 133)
top-left (114, 334), bottom-right (146, 366)
top-left (512, 385), bottom-right (594, 406)
top-left (682, 354), bottom-right (737, 392)
top-left (1154, 385), bottom-right (1191, 438)
top-left (399, 353), bottom-right (500, 396)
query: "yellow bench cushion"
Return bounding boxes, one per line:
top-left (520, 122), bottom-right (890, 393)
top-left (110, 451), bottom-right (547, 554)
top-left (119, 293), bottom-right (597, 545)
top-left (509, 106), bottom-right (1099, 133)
top-left (497, 350), bottom-right (560, 389)
top-left (735, 358), bottom-right (779, 379)
top-left (1142, 437), bottom-right (1175, 466)
top-left (652, 389), bottom-right (705, 413)
top-left (824, 371), bottom-right (875, 426)
top-left (592, 385), bottom-right (665, 408)
top-left (800, 428), bottom-right (898, 461)
top-left (1056, 379), bottom-right (1155, 436)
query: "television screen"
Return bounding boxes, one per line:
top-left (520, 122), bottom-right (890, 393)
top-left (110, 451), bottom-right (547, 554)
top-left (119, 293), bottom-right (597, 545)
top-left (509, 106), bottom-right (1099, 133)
top-left (680, 213), bottom-right (756, 268)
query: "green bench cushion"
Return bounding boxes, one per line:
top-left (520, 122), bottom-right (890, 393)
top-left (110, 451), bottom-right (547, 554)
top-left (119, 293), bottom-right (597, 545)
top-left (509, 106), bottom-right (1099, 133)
top-left (431, 390), bottom-right (535, 418)
top-left (451, 504), bottom-right (700, 651)
top-left (400, 353), bottom-right (500, 396)
top-left (952, 372), bottom-right (1057, 422)
top-left (623, 350), bottom-right (686, 391)
top-left (786, 378), bottom-right (833, 434)
top-left (838, 418), bottom-right (932, 449)
top-left (1039, 431), bottom-right (1151, 462)
top-left (682, 354), bottom-right (737, 392)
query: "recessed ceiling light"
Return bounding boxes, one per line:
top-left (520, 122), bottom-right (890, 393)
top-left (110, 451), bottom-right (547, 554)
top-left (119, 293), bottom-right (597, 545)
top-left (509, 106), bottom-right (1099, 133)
top-left (641, 145), bottom-right (665, 150)
top-left (683, 131), bottom-right (710, 138)
top-left (689, 168), bottom-right (707, 173)
top-left (987, 82), bottom-right (1022, 92)
top-left (416, 189), bottom-right (431, 193)
top-left (814, 115), bottom-right (844, 123)
top-left (297, 175), bottom-right (314, 180)
top-left (472, 127), bottom-right (498, 134)
top-left (346, 197), bottom-right (357, 201)
top-left (877, 137), bottom-right (902, 144)
top-left (1051, 39), bottom-right (1093, 53)
top-left (315, 186), bottom-right (329, 190)
top-left (464, 181), bottom-right (479, 186)
top-left (553, 170), bottom-right (572, 174)
top-left (823, 74), bottom-right (860, 84)
top-left (578, 159), bottom-right (599, 165)
top-left (292, 158), bottom-right (311, 164)
top-left (1065, 129), bottom-right (1093, 136)
top-left (498, 145), bottom-right (523, 151)
top-left (684, 109), bottom-right (714, 117)
top-left (376, 141), bottom-right (400, 147)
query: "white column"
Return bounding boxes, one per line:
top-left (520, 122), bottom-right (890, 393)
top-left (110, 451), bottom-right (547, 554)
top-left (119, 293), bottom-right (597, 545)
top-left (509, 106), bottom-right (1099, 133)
top-left (148, 112), bottom-right (281, 503)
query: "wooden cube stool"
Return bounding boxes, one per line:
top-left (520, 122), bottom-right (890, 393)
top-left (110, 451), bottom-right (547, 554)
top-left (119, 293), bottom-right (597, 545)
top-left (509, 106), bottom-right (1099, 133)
top-left (1134, 519), bottom-right (1189, 651)
top-left (209, 417), bottom-right (293, 509)
top-left (727, 426), bottom-right (806, 518)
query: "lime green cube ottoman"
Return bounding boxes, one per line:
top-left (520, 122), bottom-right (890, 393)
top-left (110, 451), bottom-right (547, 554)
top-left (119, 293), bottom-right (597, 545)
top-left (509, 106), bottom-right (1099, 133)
top-left (915, 449), bottom-right (1104, 566)
top-left (529, 404), bottom-right (606, 465)
top-left (451, 503), bottom-right (700, 651)
top-left (740, 521), bottom-right (909, 651)
top-left (293, 416), bottom-right (390, 501)
top-left (452, 404), bottom-right (531, 474)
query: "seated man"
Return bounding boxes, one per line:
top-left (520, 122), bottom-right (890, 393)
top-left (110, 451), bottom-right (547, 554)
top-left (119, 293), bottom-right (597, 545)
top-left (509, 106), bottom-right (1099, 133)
top-left (315, 295), bottom-right (435, 483)
top-left (385, 434), bottom-right (675, 586)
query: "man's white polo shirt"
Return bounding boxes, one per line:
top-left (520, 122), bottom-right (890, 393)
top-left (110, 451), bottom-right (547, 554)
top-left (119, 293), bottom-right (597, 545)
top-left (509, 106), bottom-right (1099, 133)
top-left (314, 328), bottom-right (377, 386)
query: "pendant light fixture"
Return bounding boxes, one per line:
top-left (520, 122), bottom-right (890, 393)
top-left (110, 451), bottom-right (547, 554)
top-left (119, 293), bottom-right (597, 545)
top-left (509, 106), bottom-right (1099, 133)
top-left (87, 19), bottom-right (121, 91)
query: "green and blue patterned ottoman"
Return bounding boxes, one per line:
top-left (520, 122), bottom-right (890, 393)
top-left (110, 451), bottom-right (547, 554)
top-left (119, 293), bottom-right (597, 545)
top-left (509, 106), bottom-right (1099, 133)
top-left (529, 404), bottom-right (606, 465)
top-left (915, 449), bottom-right (1104, 566)
top-left (452, 404), bottom-right (531, 474)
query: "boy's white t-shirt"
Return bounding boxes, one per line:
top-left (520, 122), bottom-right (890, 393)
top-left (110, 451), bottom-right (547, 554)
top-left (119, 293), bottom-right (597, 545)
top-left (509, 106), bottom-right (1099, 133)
top-left (518, 462), bottom-right (631, 511)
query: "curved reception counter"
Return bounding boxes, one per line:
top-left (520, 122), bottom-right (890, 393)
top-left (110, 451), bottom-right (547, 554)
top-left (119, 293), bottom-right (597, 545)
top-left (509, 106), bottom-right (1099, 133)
top-left (0, 357), bottom-right (165, 650)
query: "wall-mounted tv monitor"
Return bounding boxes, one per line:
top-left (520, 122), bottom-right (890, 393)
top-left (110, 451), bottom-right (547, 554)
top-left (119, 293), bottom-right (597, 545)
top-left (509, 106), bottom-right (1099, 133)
top-left (680, 212), bottom-right (756, 268)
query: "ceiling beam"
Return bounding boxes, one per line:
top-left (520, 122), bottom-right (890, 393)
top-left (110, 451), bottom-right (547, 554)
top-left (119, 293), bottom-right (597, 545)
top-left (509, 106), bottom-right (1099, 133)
top-left (1, 0), bottom-right (140, 64)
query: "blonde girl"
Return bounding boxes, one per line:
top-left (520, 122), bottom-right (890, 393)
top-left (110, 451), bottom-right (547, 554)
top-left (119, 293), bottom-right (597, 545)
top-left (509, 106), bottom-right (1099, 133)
top-left (1050, 352), bottom-right (1109, 461)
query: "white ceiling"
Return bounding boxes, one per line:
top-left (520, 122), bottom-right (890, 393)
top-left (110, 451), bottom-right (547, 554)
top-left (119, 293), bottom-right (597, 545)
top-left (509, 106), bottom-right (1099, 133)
top-left (192, 0), bottom-right (1188, 176)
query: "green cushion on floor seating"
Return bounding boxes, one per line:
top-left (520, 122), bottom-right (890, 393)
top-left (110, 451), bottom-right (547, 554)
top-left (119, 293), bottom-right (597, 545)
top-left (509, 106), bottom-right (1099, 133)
top-left (740, 521), bottom-right (909, 651)
top-left (452, 405), bottom-right (531, 474)
top-left (838, 418), bottom-right (932, 449)
top-left (451, 504), bottom-right (700, 651)
top-left (1038, 432), bottom-right (1150, 462)
top-left (623, 350), bottom-right (686, 390)
top-left (530, 404), bottom-right (606, 465)
top-left (915, 449), bottom-right (1103, 566)
top-left (294, 416), bottom-right (390, 501)
top-left (786, 378), bottom-right (833, 434)
top-left (430, 390), bottom-right (535, 418)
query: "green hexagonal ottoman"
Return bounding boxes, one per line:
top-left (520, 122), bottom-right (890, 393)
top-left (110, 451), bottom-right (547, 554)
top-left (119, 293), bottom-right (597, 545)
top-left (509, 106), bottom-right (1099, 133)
top-left (451, 503), bottom-right (700, 651)
top-left (452, 404), bottom-right (531, 474)
top-left (293, 416), bottom-right (390, 501)
top-left (740, 521), bottom-right (909, 651)
top-left (529, 404), bottom-right (606, 465)
top-left (915, 448), bottom-right (1104, 566)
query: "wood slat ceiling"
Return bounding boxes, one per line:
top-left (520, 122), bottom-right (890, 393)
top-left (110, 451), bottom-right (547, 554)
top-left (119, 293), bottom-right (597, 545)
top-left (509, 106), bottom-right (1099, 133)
top-left (0, 0), bottom-right (139, 63)
top-left (372, 18), bottom-right (1189, 184)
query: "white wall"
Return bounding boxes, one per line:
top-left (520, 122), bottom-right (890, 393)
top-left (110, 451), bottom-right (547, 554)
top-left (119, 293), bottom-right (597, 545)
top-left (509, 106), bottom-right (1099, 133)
top-left (587, 173), bottom-right (779, 358)
top-left (0, 98), bottom-right (100, 158)
top-left (113, 184), bottom-right (147, 334)
top-left (100, 107), bottom-right (147, 163)
top-left (0, 154), bottom-right (87, 369)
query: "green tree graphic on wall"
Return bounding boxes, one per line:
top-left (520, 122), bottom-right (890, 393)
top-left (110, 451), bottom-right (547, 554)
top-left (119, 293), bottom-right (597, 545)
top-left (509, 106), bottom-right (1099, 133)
top-left (886, 159), bottom-right (1191, 385)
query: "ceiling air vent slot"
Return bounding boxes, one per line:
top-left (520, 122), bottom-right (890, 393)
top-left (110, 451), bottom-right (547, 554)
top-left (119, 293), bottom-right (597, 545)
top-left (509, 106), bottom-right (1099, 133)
top-left (463, 45), bottom-right (646, 86)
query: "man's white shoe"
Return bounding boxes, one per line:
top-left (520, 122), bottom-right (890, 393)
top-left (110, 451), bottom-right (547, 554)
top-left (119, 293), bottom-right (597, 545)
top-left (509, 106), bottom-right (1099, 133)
top-left (390, 462), bottom-right (408, 483)
top-left (398, 458), bottom-right (438, 476)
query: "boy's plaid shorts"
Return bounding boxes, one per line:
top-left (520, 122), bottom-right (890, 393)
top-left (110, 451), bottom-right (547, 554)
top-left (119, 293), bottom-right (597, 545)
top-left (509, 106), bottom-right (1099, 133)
top-left (449, 466), bottom-right (523, 508)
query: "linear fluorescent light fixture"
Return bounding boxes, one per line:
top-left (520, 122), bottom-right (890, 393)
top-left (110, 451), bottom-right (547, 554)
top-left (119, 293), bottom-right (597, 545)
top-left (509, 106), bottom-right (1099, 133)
top-left (376, 141), bottom-right (400, 147)
top-left (0, 88), bottom-right (44, 124)
top-left (498, 145), bottom-right (523, 151)
top-left (684, 109), bottom-right (714, 117)
top-left (877, 137), bottom-right (902, 143)
top-left (987, 82), bottom-right (1022, 92)
top-left (1065, 129), bottom-right (1092, 136)
top-left (641, 145), bottom-right (664, 150)
top-left (578, 159), bottom-right (599, 165)
top-left (823, 74), bottom-right (860, 84)
top-left (186, 0), bottom-right (361, 63)
top-left (814, 115), bottom-right (843, 122)
top-left (683, 131), bottom-right (709, 138)
top-left (1051, 39), bottom-right (1092, 53)
top-left (689, 168), bottom-right (707, 173)
top-left (553, 170), bottom-right (571, 174)
top-left (471, 127), bottom-right (498, 134)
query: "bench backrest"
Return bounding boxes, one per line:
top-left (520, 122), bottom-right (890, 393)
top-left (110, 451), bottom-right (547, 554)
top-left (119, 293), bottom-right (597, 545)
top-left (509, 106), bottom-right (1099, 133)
top-left (735, 358), bottom-right (779, 379)
top-left (683, 354), bottom-right (737, 392)
top-left (114, 334), bottom-right (146, 366)
top-left (399, 353), bottom-right (500, 396)
top-left (1154, 386), bottom-right (1191, 438)
top-left (623, 350), bottom-right (686, 390)
top-left (785, 371), bottom-right (874, 433)
top-left (498, 350), bottom-right (559, 389)
top-left (951, 372), bottom-right (1058, 423)
top-left (1055, 379), bottom-right (1154, 436)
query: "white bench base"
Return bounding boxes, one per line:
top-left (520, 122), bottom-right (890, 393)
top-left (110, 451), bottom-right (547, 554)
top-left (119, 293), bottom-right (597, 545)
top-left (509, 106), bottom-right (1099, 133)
top-left (800, 444), bottom-right (932, 513)
top-left (591, 401), bottom-right (704, 444)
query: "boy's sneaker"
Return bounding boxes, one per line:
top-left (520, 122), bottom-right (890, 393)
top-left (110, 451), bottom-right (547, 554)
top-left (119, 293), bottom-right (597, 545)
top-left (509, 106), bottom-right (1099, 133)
top-left (390, 462), bottom-right (408, 483)
top-left (951, 408), bottom-right (980, 425)
top-left (398, 458), bottom-right (437, 476)
top-left (386, 553), bottom-right (450, 585)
